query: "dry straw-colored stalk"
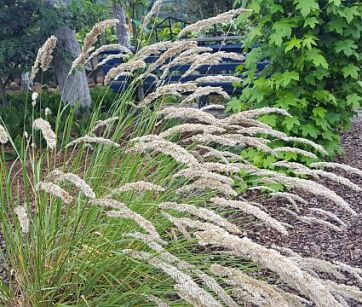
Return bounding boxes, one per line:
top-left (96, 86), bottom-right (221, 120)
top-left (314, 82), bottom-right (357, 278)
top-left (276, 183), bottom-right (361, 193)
top-left (124, 250), bottom-right (222, 307)
top-left (93, 198), bottom-right (161, 241)
top-left (229, 107), bottom-right (291, 120)
top-left (135, 41), bottom-right (174, 59)
top-left (211, 264), bottom-right (305, 307)
top-left (159, 123), bottom-right (225, 139)
top-left (275, 161), bottom-right (361, 192)
top-left (89, 44), bottom-right (131, 64)
top-left (196, 76), bottom-right (242, 84)
top-left (159, 202), bottom-right (240, 234)
top-left (14, 206), bottom-right (29, 234)
top-left (66, 135), bottom-right (120, 149)
top-left (159, 107), bottom-right (220, 126)
top-left (143, 0), bottom-right (163, 28)
top-left (211, 197), bottom-right (288, 235)
top-left (104, 59), bottom-right (146, 84)
top-left (128, 232), bottom-right (238, 307)
top-left (33, 118), bottom-right (57, 150)
top-left (149, 41), bottom-right (198, 73)
top-left (187, 134), bottom-right (238, 147)
top-left (198, 145), bottom-right (247, 164)
top-left (174, 168), bottom-right (233, 185)
top-left (140, 82), bottom-right (198, 107)
top-left (90, 117), bottom-right (119, 133)
top-left (30, 36), bottom-right (57, 85)
top-left (50, 169), bottom-right (95, 199)
top-left (177, 178), bottom-right (237, 197)
top-left (107, 181), bottom-right (165, 196)
top-left (0, 124), bottom-right (9, 144)
top-left (200, 104), bottom-right (226, 111)
top-left (202, 162), bottom-right (243, 174)
top-left (257, 170), bottom-right (357, 216)
top-left (195, 226), bottom-right (343, 307)
top-left (97, 54), bottom-right (129, 68)
top-left (177, 8), bottom-right (251, 38)
top-left (130, 137), bottom-right (198, 165)
top-left (282, 208), bottom-right (344, 232)
top-left (36, 181), bottom-right (73, 204)
top-left (309, 208), bottom-right (347, 229)
top-left (311, 162), bottom-right (362, 178)
top-left (146, 295), bottom-right (169, 307)
top-left (181, 86), bottom-right (231, 105)
top-left (183, 51), bottom-right (245, 78)
top-left (72, 19), bottom-right (119, 71)
top-left (272, 147), bottom-right (318, 160)
top-left (239, 127), bottom-right (328, 155)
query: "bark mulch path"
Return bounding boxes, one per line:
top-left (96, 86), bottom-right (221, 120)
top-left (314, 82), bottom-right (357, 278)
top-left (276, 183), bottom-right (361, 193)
top-left (242, 120), bottom-right (362, 290)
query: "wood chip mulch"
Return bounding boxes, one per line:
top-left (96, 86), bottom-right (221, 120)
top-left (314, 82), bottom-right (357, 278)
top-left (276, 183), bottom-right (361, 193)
top-left (241, 120), bottom-right (362, 290)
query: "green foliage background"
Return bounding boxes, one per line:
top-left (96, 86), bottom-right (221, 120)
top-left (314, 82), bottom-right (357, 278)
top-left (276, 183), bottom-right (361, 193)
top-left (230, 0), bottom-right (362, 155)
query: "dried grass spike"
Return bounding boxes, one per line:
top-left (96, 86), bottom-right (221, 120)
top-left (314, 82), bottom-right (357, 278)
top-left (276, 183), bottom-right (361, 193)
top-left (33, 118), bottom-right (57, 149)
top-left (50, 169), bottom-right (95, 199)
top-left (146, 295), bottom-right (169, 307)
top-left (108, 181), bottom-right (165, 196)
top-left (72, 19), bottom-right (119, 70)
top-left (159, 202), bottom-right (240, 234)
top-left (14, 206), bottom-right (29, 234)
top-left (66, 135), bottom-right (120, 149)
top-left (30, 36), bottom-right (57, 84)
top-left (0, 124), bottom-right (9, 144)
top-left (311, 162), bottom-right (362, 178)
top-left (196, 228), bottom-right (342, 307)
top-left (37, 181), bottom-right (73, 204)
top-left (94, 198), bottom-right (161, 240)
top-left (177, 8), bottom-right (251, 38)
top-left (211, 197), bottom-right (288, 235)
top-left (124, 250), bottom-right (222, 307)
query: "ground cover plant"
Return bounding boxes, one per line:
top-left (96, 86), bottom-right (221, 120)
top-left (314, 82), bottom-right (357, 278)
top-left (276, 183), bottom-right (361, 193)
top-left (0, 7), bottom-right (361, 306)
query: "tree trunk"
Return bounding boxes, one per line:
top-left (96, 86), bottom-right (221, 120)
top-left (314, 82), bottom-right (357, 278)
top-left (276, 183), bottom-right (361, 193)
top-left (0, 79), bottom-right (8, 107)
top-left (113, 3), bottom-right (131, 48)
top-left (53, 26), bottom-right (91, 108)
top-left (21, 72), bottom-right (30, 91)
top-left (42, 0), bottom-right (91, 108)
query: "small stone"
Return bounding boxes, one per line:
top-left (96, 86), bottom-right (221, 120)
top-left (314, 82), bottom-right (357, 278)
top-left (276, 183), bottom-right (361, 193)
top-left (9, 82), bottom-right (20, 90)
top-left (47, 88), bottom-right (58, 94)
top-left (96, 75), bottom-right (104, 84)
top-left (32, 82), bottom-right (42, 93)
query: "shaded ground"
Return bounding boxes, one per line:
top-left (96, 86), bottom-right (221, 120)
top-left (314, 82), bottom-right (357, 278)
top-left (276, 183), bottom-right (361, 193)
top-left (243, 120), bottom-right (362, 285)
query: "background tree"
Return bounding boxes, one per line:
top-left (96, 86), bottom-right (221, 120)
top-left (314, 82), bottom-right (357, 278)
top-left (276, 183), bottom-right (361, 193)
top-left (0, 0), bottom-right (42, 106)
top-left (41, 0), bottom-right (94, 108)
top-left (184, 0), bottom-right (233, 20)
top-left (112, 1), bottom-right (131, 47)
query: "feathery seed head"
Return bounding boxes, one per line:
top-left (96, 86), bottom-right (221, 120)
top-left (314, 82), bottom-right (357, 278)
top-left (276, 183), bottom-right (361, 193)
top-left (36, 181), bottom-right (73, 204)
top-left (33, 118), bottom-right (57, 149)
top-left (0, 124), bottom-right (9, 144)
top-left (14, 206), bottom-right (29, 234)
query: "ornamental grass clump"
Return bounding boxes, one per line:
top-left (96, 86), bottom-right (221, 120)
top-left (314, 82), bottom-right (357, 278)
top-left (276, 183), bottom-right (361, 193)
top-left (0, 9), bottom-right (361, 307)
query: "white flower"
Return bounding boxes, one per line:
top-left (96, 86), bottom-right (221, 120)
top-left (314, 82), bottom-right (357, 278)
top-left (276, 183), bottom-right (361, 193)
top-left (32, 92), bottom-right (39, 101)
top-left (45, 108), bottom-right (52, 116)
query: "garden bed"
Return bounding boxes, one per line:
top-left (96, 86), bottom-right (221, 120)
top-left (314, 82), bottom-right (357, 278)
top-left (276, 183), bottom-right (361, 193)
top-left (243, 119), bottom-right (362, 287)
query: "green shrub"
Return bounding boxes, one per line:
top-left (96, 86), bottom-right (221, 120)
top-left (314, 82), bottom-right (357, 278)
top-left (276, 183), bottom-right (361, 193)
top-left (230, 0), bottom-right (362, 156)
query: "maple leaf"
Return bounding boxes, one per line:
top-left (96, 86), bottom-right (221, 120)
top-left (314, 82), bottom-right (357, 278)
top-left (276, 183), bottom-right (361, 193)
top-left (342, 64), bottom-right (360, 79)
top-left (334, 40), bottom-right (358, 57)
top-left (294, 0), bottom-right (319, 18)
